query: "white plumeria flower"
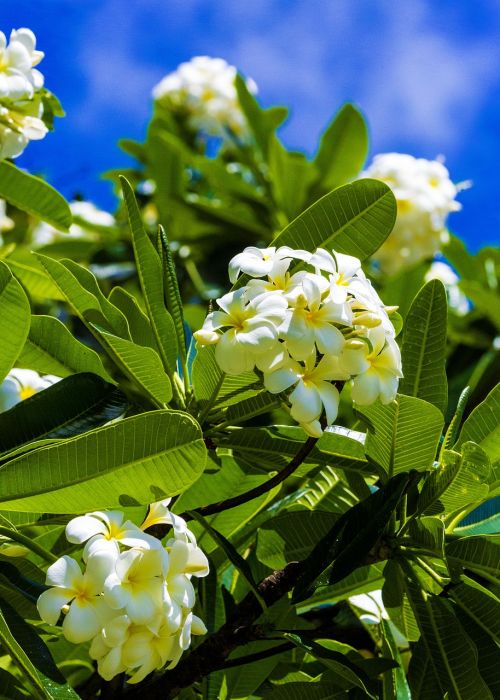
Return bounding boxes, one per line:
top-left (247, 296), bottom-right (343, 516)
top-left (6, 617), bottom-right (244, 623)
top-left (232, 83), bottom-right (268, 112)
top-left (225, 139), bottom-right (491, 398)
top-left (264, 351), bottom-right (348, 429)
top-left (308, 248), bottom-right (365, 303)
top-left (362, 153), bottom-right (462, 273)
top-left (340, 327), bottom-right (403, 405)
top-left (0, 369), bottom-right (60, 413)
top-left (282, 274), bottom-right (349, 360)
top-left (153, 56), bottom-right (256, 139)
top-left (0, 102), bottom-right (47, 158)
top-left (140, 498), bottom-right (195, 543)
top-left (194, 289), bottom-right (287, 375)
top-left (66, 510), bottom-right (160, 559)
top-left (37, 554), bottom-right (115, 644)
top-left (104, 547), bottom-right (168, 624)
top-left (0, 28), bottom-right (44, 101)
top-left (228, 245), bottom-right (310, 284)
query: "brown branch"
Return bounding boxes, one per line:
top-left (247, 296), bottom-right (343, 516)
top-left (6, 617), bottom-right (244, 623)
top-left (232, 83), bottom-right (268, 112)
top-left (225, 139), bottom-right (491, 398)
top-left (181, 435), bottom-right (318, 520)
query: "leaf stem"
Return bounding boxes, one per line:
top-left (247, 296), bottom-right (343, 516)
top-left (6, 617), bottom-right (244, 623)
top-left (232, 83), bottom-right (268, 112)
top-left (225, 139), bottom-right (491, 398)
top-left (0, 525), bottom-right (58, 564)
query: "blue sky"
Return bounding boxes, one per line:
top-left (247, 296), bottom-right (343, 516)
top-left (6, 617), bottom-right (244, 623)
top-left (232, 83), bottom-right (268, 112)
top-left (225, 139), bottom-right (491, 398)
top-left (3, 0), bottom-right (500, 249)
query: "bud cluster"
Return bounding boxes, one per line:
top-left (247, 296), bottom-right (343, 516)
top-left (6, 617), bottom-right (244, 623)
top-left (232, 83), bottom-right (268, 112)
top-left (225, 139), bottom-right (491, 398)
top-left (363, 153), bottom-right (462, 273)
top-left (37, 501), bottom-right (209, 683)
top-left (152, 56), bottom-right (256, 140)
top-left (0, 28), bottom-right (48, 158)
top-left (195, 246), bottom-right (402, 436)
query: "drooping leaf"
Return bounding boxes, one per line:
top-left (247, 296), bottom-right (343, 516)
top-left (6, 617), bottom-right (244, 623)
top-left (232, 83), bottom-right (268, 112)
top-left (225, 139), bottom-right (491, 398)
top-left (313, 103), bottom-right (369, 191)
top-left (17, 315), bottom-right (112, 381)
top-left (357, 394), bottom-right (443, 479)
top-left (121, 177), bottom-right (178, 376)
top-left (271, 178), bottom-right (396, 260)
top-left (446, 535), bottom-right (500, 583)
top-left (399, 280), bottom-right (448, 414)
top-left (0, 410), bottom-right (206, 513)
top-left (456, 382), bottom-right (500, 477)
top-left (293, 473), bottom-right (411, 601)
top-left (108, 286), bottom-right (157, 349)
top-left (0, 262), bottom-right (31, 384)
top-left (0, 161), bottom-right (71, 231)
top-left (0, 373), bottom-right (127, 455)
top-left (0, 596), bottom-right (79, 699)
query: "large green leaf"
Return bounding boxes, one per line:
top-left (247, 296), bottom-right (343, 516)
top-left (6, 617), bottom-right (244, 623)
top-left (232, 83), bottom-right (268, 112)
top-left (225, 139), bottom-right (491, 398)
top-left (449, 579), bottom-right (500, 644)
top-left (418, 442), bottom-right (491, 516)
top-left (256, 510), bottom-right (339, 569)
top-left (296, 563), bottom-right (386, 613)
top-left (158, 227), bottom-right (187, 363)
top-left (0, 161), bottom-right (71, 231)
top-left (0, 262), bottom-right (31, 384)
top-left (121, 177), bottom-right (178, 376)
top-left (380, 619), bottom-right (411, 700)
top-left (5, 252), bottom-right (65, 301)
top-left (271, 178), bottom-right (396, 260)
top-left (313, 103), bottom-right (369, 191)
top-left (405, 583), bottom-right (492, 700)
top-left (0, 410), bottom-right (206, 513)
top-left (269, 136), bottom-right (317, 220)
top-left (446, 535), bottom-right (500, 583)
top-left (399, 280), bottom-right (448, 413)
top-left (357, 394), bottom-right (443, 479)
top-left (17, 315), bottom-right (112, 381)
top-left (293, 473), bottom-right (411, 601)
top-left (407, 638), bottom-right (444, 700)
top-left (0, 373), bottom-right (127, 455)
top-left (456, 383), bottom-right (500, 476)
top-left (90, 325), bottom-right (172, 406)
top-left (0, 597), bottom-right (79, 699)
top-left (235, 74), bottom-right (288, 157)
top-left (108, 286), bottom-right (157, 349)
top-left (263, 675), bottom-right (347, 700)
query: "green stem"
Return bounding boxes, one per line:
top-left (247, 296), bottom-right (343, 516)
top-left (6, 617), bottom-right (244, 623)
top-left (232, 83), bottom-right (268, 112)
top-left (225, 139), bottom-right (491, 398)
top-left (0, 525), bottom-right (57, 564)
top-left (413, 556), bottom-right (445, 588)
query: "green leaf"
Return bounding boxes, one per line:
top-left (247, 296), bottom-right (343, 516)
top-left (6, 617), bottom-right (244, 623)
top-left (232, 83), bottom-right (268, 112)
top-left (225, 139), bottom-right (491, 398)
top-left (0, 596), bottom-right (79, 699)
top-left (404, 582), bottom-right (492, 700)
top-left (407, 517), bottom-right (445, 557)
top-left (271, 178), bottom-right (396, 260)
top-left (121, 177), bottom-right (178, 375)
top-left (17, 315), bottom-right (112, 380)
top-left (357, 394), bottom-right (444, 479)
top-left (0, 410), bottom-right (206, 513)
top-left (284, 633), bottom-right (375, 697)
top-left (456, 383), bottom-right (500, 476)
top-left (108, 286), bottom-right (157, 349)
top-left (5, 252), bottom-right (65, 301)
top-left (418, 442), bottom-right (491, 516)
top-left (380, 619), bottom-right (411, 700)
top-left (449, 579), bottom-right (500, 644)
top-left (446, 535), bottom-right (500, 583)
top-left (188, 510), bottom-right (265, 608)
top-left (460, 281), bottom-right (500, 328)
top-left (0, 373), bottom-right (127, 455)
top-left (256, 510), bottom-right (339, 570)
top-left (262, 674), bottom-right (347, 700)
top-left (89, 325), bottom-right (172, 406)
top-left (399, 280), bottom-right (448, 413)
top-left (407, 638), bottom-right (443, 700)
top-left (382, 261), bottom-right (428, 320)
top-left (293, 473), bottom-right (411, 601)
top-left (297, 563), bottom-right (386, 613)
top-left (235, 74), bottom-right (288, 156)
top-left (269, 136), bottom-right (317, 220)
top-left (158, 226), bottom-right (187, 362)
top-left (0, 161), bottom-right (71, 231)
top-left (0, 262), bottom-right (31, 384)
top-left (313, 103), bottom-right (369, 190)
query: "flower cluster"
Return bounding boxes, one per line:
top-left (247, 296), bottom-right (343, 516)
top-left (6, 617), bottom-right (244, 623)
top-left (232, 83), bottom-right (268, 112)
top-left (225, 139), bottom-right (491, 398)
top-left (37, 500), bottom-right (208, 683)
top-left (194, 246), bottom-right (402, 436)
top-left (32, 200), bottom-right (116, 246)
top-left (152, 56), bottom-right (256, 139)
top-left (363, 153), bottom-right (463, 274)
top-left (0, 368), bottom-right (60, 413)
top-left (0, 28), bottom-right (48, 158)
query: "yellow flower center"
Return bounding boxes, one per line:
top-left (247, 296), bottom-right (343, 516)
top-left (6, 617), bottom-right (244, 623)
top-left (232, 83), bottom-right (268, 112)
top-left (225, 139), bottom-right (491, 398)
top-left (19, 386), bottom-right (37, 401)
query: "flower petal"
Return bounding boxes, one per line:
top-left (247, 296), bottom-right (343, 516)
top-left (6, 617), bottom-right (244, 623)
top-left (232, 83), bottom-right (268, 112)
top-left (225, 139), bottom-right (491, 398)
top-left (290, 381), bottom-right (322, 423)
top-left (63, 599), bottom-right (102, 643)
top-left (37, 587), bottom-right (73, 625)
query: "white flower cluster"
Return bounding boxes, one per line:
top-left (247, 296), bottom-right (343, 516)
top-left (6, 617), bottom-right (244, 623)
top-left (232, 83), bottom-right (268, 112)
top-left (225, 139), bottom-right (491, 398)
top-left (363, 153), bottom-right (462, 274)
top-left (32, 200), bottom-right (116, 246)
top-left (37, 500), bottom-right (208, 683)
top-left (194, 246), bottom-right (402, 437)
top-left (0, 28), bottom-right (48, 158)
top-left (152, 56), bottom-right (256, 139)
top-left (0, 368), bottom-right (60, 413)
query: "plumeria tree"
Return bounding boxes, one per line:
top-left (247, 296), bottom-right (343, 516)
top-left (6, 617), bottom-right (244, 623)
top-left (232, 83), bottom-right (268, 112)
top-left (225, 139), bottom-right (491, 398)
top-left (0, 32), bottom-right (499, 700)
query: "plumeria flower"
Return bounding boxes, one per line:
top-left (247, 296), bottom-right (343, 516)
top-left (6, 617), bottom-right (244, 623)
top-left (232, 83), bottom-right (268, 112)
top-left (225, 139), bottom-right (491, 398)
top-left (228, 245), bottom-right (310, 284)
top-left (104, 547), bottom-right (168, 624)
top-left (37, 554), bottom-right (115, 644)
top-left (282, 275), bottom-right (349, 360)
top-left (308, 249), bottom-right (366, 303)
top-left (0, 28), bottom-right (44, 101)
top-left (0, 102), bottom-right (47, 158)
top-left (140, 498), bottom-right (195, 543)
top-left (0, 369), bottom-right (60, 413)
top-left (194, 289), bottom-right (287, 375)
top-left (66, 510), bottom-right (160, 559)
top-left (340, 327), bottom-right (403, 405)
top-left (264, 351), bottom-right (349, 430)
